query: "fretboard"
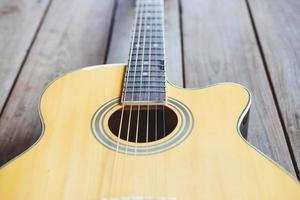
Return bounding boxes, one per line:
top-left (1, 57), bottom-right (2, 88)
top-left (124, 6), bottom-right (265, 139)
top-left (121, 0), bottom-right (166, 105)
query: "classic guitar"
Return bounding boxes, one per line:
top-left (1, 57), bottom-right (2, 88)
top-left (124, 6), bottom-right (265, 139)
top-left (0, 0), bottom-right (300, 199)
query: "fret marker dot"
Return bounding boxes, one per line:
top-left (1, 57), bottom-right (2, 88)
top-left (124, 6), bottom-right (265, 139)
top-left (146, 26), bottom-right (151, 29)
top-left (144, 61), bottom-right (149, 65)
top-left (142, 72), bottom-right (148, 76)
top-left (153, 43), bottom-right (159, 47)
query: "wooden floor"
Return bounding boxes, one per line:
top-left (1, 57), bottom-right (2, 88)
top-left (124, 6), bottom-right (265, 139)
top-left (0, 0), bottom-right (299, 180)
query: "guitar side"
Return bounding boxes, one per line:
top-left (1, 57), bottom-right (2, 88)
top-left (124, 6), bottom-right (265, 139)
top-left (0, 64), bottom-right (299, 199)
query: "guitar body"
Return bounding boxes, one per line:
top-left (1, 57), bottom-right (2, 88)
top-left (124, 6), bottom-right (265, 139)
top-left (0, 64), bottom-right (299, 199)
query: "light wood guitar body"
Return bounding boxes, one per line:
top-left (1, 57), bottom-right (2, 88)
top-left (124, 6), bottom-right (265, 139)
top-left (0, 64), bottom-right (299, 199)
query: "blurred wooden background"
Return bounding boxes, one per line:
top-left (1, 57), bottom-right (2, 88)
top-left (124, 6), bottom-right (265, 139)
top-left (0, 0), bottom-right (300, 180)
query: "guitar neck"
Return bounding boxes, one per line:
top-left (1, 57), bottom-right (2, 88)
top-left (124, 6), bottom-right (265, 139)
top-left (121, 0), bottom-right (166, 105)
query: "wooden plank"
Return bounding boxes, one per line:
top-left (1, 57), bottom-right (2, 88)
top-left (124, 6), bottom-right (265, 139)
top-left (0, 0), bottom-right (51, 113)
top-left (181, 0), bottom-right (296, 176)
top-left (106, 0), bottom-right (183, 87)
top-left (0, 0), bottom-right (115, 165)
top-left (248, 0), bottom-right (300, 176)
top-left (165, 0), bottom-right (184, 86)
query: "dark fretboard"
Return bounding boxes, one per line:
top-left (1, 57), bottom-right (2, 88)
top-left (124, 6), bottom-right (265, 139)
top-left (121, 0), bottom-right (166, 105)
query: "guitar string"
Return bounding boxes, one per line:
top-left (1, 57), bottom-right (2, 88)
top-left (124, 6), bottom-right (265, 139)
top-left (148, 0), bottom-right (155, 150)
top-left (135, 0), bottom-right (150, 155)
top-left (110, 0), bottom-right (142, 197)
top-left (133, 0), bottom-right (151, 195)
top-left (154, 0), bottom-right (166, 192)
top-left (160, 0), bottom-right (166, 139)
top-left (153, 0), bottom-right (158, 142)
top-left (111, 0), bottom-right (166, 197)
top-left (153, 0), bottom-right (159, 194)
top-left (146, 0), bottom-right (155, 194)
top-left (160, 0), bottom-right (167, 192)
top-left (120, 0), bottom-right (147, 194)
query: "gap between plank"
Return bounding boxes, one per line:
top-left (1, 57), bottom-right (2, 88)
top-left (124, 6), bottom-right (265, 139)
top-left (245, 0), bottom-right (300, 180)
top-left (178, 0), bottom-right (186, 88)
top-left (104, 0), bottom-right (118, 64)
top-left (0, 0), bottom-right (54, 117)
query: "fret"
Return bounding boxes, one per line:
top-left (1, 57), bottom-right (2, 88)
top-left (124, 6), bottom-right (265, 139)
top-left (125, 75), bottom-right (165, 79)
top-left (134, 41), bottom-right (163, 45)
top-left (131, 51), bottom-right (164, 54)
top-left (130, 57), bottom-right (164, 61)
top-left (135, 22), bottom-right (163, 26)
top-left (126, 70), bottom-right (164, 73)
top-left (134, 30), bottom-right (163, 34)
top-left (128, 59), bottom-right (164, 62)
top-left (138, 45), bottom-right (163, 49)
top-left (132, 45), bottom-right (164, 49)
top-left (132, 44), bottom-right (163, 50)
top-left (135, 26), bottom-right (163, 30)
top-left (126, 66), bottom-right (164, 72)
top-left (132, 40), bottom-right (164, 45)
top-left (128, 62), bottom-right (164, 67)
top-left (125, 77), bottom-right (166, 81)
top-left (132, 46), bottom-right (164, 51)
top-left (123, 90), bottom-right (165, 93)
top-left (128, 62), bottom-right (164, 70)
top-left (125, 70), bottom-right (165, 75)
top-left (122, 96), bottom-right (166, 103)
top-left (131, 52), bottom-right (164, 55)
top-left (139, 3), bottom-right (161, 8)
top-left (122, 91), bottom-right (166, 97)
top-left (135, 22), bottom-right (162, 26)
top-left (122, 93), bottom-right (166, 102)
top-left (138, 10), bottom-right (162, 14)
top-left (130, 51), bottom-right (164, 55)
top-left (131, 54), bottom-right (164, 59)
top-left (129, 59), bottom-right (164, 62)
top-left (124, 81), bottom-right (164, 85)
top-left (127, 80), bottom-right (165, 84)
top-left (137, 16), bottom-right (162, 19)
top-left (125, 84), bottom-right (165, 88)
top-left (125, 77), bottom-right (165, 82)
top-left (127, 60), bottom-right (164, 64)
top-left (125, 74), bottom-right (165, 78)
top-left (124, 82), bottom-right (165, 88)
top-left (132, 35), bottom-right (163, 39)
top-left (132, 47), bottom-right (164, 51)
top-left (124, 89), bottom-right (165, 93)
top-left (133, 41), bottom-right (164, 46)
top-left (127, 66), bottom-right (164, 71)
top-left (123, 91), bottom-right (165, 96)
top-left (135, 17), bottom-right (163, 21)
top-left (135, 23), bottom-right (163, 27)
top-left (133, 38), bottom-right (164, 43)
top-left (132, 50), bottom-right (164, 54)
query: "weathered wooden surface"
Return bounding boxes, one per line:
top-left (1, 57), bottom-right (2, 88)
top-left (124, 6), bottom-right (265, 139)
top-left (0, 0), bottom-right (299, 180)
top-left (0, 0), bottom-right (115, 164)
top-left (0, 0), bottom-right (50, 113)
top-left (248, 0), bottom-right (300, 177)
top-left (181, 0), bottom-right (296, 176)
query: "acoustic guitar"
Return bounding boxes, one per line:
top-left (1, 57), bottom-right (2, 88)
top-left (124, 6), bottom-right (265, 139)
top-left (0, 0), bottom-right (299, 199)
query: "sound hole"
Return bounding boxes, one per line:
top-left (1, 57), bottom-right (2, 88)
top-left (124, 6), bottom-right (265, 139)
top-left (108, 105), bottom-right (178, 143)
